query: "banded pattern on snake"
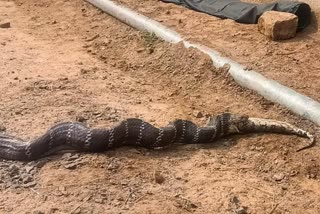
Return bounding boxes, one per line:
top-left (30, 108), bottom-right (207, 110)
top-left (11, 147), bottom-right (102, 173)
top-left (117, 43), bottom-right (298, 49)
top-left (0, 113), bottom-right (315, 161)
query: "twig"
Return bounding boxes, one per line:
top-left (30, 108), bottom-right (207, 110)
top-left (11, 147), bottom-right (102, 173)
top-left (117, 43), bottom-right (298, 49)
top-left (269, 203), bottom-right (279, 214)
top-left (134, 194), bottom-right (146, 203)
top-left (3, 188), bottom-right (11, 194)
top-left (125, 188), bottom-right (134, 205)
top-left (70, 195), bottom-right (91, 214)
top-left (30, 188), bottom-right (40, 195)
top-left (245, 183), bottom-right (274, 196)
top-left (275, 51), bottom-right (297, 55)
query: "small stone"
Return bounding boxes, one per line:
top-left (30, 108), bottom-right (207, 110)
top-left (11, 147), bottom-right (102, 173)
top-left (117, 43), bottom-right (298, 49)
top-left (85, 34), bottom-right (99, 42)
top-left (99, 55), bottom-right (107, 60)
top-left (80, 68), bottom-right (90, 74)
top-left (93, 111), bottom-right (102, 116)
top-left (22, 181), bottom-right (37, 188)
top-left (64, 163), bottom-right (78, 170)
top-left (258, 11), bottom-right (298, 40)
top-left (290, 170), bottom-right (298, 177)
top-left (154, 171), bottom-right (165, 184)
top-left (231, 196), bottom-right (240, 204)
top-left (255, 146), bottom-right (264, 151)
top-left (76, 115), bottom-right (87, 122)
top-left (61, 153), bottom-right (73, 160)
top-left (136, 48), bottom-right (145, 53)
top-left (273, 173), bottom-right (285, 181)
top-left (0, 125), bottom-right (6, 132)
top-left (58, 186), bottom-right (68, 195)
top-left (94, 198), bottom-right (104, 204)
top-left (69, 154), bottom-right (80, 161)
top-left (193, 110), bottom-right (203, 118)
top-left (32, 211), bottom-right (45, 214)
top-left (25, 166), bottom-right (34, 174)
top-left (281, 184), bottom-right (288, 190)
top-left (15, 110), bottom-right (22, 115)
top-left (0, 22), bottom-right (11, 28)
top-left (22, 174), bottom-right (33, 184)
top-left (147, 48), bottom-right (154, 54)
top-left (8, 164), bottom-right (20, 176)
top-left (120, 181), bottom-right (128, 186)
top-left (82, 44), bottom-right (91, 48)
top-left (49, 208), bottom-right (59, 213)
top-left (235, 206), bottom-right (248, 214)
top-left (73, 208), bottom-right (81, 214)
top-left (107, 161), bottom-right (120, 170)
top-left (175, 196), bottom-right (198, 210)
top-left (309, 173), bottom-right (316, 179)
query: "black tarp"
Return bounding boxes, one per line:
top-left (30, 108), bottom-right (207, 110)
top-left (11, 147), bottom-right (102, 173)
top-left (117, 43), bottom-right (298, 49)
top-left (161, 0), bottom-right (311, 30)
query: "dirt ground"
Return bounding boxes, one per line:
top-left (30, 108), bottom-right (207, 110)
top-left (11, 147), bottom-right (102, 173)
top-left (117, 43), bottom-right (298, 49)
top-left (117, 0), bottom-right (320, 101)
top-left (0, 0), bottom-right (320, 213)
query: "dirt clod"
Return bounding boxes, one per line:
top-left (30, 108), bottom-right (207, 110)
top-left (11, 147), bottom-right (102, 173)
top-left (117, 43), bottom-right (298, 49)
top-left (273, 173), bottom-right (285, 181)
top-left (0, 22), bottom-right (11, 28)
top-left (154, 171), bottom-right (165, 184)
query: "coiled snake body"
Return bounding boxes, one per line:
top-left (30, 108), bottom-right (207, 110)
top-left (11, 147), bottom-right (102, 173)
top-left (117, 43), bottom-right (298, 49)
top-left (0, 113), bottom-right (315, 161)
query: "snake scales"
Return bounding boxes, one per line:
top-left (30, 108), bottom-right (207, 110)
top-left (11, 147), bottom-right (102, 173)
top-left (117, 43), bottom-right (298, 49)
top-left (0, 113), bottom-right (315, 161)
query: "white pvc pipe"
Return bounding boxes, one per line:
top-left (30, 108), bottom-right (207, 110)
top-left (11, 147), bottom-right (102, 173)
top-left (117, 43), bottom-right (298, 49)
top-left (87, 0), bottom-right (320, 125)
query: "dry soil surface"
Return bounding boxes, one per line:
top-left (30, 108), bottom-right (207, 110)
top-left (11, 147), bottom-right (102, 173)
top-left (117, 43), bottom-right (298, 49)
top-left (0, 0), bottom-right (320, 214)
top-left (117, 0), bottom-right (320, 101)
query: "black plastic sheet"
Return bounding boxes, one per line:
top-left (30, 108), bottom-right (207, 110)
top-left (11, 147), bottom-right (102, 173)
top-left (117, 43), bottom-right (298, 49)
top-left (161, 0), bottom-right (311, 30)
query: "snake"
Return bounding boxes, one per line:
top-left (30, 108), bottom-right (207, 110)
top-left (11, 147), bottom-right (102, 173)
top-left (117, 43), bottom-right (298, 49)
top-left (0, 113), bottom-right (315, 161)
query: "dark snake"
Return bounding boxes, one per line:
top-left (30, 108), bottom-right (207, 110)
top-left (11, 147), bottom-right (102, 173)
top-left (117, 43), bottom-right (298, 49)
top-left (0, 113), bottom-right (315, 161)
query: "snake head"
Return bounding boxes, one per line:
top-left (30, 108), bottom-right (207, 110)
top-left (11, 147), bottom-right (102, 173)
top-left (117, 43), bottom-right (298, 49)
top-left (206, 113), bottom-right (251, 135)
top-left (226, 114), bottom-right (252, 134)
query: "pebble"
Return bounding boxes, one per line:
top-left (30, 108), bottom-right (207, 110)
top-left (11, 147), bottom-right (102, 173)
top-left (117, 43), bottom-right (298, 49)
top-left (281, 184), bottom-right (288, 190)
top-left (21, 174), bottom-right (33, 183)
top-left (32, 211), bottom-right (45, 214)
top-left (24, 166), bottom-right (34, 174)
top-left (62, 153), bottom-right (80, 161)
top-left (273, 173), bottom-right (285, 181)
top-left (147, 48), bottom-right (154, 54)
top-left (22, 181), bottom-right (37, 188)
top-left (0, 22), bottom-right (11, 28)
top-left (308, 173), bottom-right (317, 179)
top-left (154, 171), bottom-right (165, 184)
top-left (85, 34), bottom-right (99, 42)
top-left (231, 196), bottom-right (240, 204)
top-left (136, 48), bottom-right (145, 53)
top-left (193, 110), bottom-right (203, 118)
top-left (61, 153), bottom-right (73, 159)
top-left (80, 68), bottom-right (91, 74)
top-left (175, 196), bottom-right (198, 210)
top-left (94, 198), bottom-right (104, 204)
top-left (107, 162), bottom-right (119, 170)
top-left (8, 164), bottom-right (20, 176)
top-left (64, 162), bottom-right (78, 170)
top-left (58, 186), bottom-right (68, 195)
top-left (0, 124), bottom-right (6, 132)
top-left (235, 207), bottom-right (248, 214)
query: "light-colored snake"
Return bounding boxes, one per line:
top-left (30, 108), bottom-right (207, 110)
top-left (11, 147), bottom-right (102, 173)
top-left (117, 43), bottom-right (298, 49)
top-left (0, 113), bottom-right (315, 161)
